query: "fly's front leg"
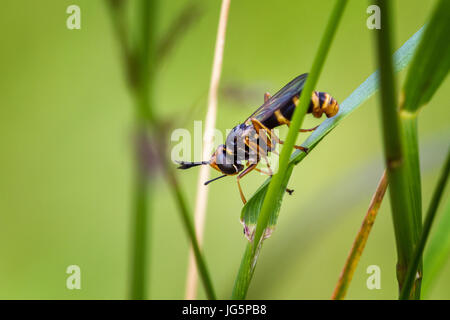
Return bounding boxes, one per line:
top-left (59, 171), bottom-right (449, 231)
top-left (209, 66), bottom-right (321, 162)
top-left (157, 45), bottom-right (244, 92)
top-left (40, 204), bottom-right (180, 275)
top-left (236, 163), bottom-right (257, 204)
top-left (292, 96), bottom-right (320, 133)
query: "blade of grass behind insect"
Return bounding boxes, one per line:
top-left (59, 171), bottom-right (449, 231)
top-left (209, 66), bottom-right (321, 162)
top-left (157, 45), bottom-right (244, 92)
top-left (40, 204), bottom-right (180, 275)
top-left (236, 25), bottom-right (423, 300)
top-left (231, 0), bottom-right (347, 299)
top-left (234, 22), bottom-right (424, 302)
top-left (400, 150), bottom-right (450, 300)
top-left (422, 198), bottom-right (450, 298)
top-left (240, 26), bottom-right (425, 244)
top-left (235, 28), bottom-right (424, 300)
top-left (331, 170), bottom-right (388, 300)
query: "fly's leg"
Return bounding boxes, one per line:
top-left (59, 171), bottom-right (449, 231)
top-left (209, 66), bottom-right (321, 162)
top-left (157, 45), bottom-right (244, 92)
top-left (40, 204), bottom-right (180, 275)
top-left (254, 168), bottom-right (272, 176)
top-left (250, 118), bottom-right (276, 150)
top-left (236, 163), bottom-right (257, 204)
top-left (264, 92), bottom-right (271, 103)
top-left (291, 96), bottom-right (320, 133)
top-left (250, 118), bottom-right (308, 153)
top-left (245, 133), bottom-right (273, 175)
top-left (299, 125), bottom-right (319, 132)
top-left (244, 136), bottom-right (294, 197)
top-left (280, 140), bottom-right (308, 153)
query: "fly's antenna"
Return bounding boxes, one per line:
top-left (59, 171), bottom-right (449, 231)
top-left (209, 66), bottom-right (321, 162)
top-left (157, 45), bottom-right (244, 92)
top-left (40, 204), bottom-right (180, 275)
top-left (176, 160), bottom-right (210, 170)
top-left (204, 174), bottom-right (227, 185)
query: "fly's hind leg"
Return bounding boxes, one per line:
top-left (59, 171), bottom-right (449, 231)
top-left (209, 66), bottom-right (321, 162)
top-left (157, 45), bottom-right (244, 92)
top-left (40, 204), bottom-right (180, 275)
top-left (251, 118), bottom-right (309, 154)
top-left (299, 125), bottom-right (319, 132)
top-left (285, 141), bottom-right (308, 153)
top-left (291, 96), bottom-right (320, 133)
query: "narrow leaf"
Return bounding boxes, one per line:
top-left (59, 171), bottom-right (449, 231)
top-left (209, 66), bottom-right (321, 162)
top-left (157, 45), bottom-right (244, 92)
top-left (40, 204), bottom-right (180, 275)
top-left (402, 0), bottom-right (450, 112)
top-left (232, 0), bottom-right (348, 299)
top-left (234, 26), bottom-right (424, 300)
top-left (241, 26), bottom-right (425, 237)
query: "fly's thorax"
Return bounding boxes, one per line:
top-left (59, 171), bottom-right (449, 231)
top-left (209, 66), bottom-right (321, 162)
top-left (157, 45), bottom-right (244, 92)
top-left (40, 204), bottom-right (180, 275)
top-left (225, 123), bottom-right (251, 162)
top-left (224, 123), bottom-right (274, 163)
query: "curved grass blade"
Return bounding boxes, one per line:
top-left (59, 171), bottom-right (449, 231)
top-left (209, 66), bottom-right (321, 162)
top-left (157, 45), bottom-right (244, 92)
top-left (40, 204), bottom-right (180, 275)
top-left (233, 25), bottom-right (424, 300)
top-left (402, 0), bottom-right (450, 113)
top-left (373, 0), bottom-right (423, 299)
top-left (232, 0), bottom-right (348, 299)
top-left (241, 26), bottom-right (425, 239)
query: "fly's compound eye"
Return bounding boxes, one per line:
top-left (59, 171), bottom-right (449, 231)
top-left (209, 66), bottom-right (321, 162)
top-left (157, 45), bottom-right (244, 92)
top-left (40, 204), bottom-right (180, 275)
top-left (217, 162), bottom-right (243, 175)
top-left (215, 148), bottom-right (243, 175)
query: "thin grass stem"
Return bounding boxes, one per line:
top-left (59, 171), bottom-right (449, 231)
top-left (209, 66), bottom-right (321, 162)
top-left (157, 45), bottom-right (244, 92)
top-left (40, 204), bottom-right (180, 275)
top-left (231, 0), bottom-right (347, 299)
top-left (373, 0), bottom-right (422, 299)
top-left (331, 170), bottom-right (388, 300)
top-left (185, 0), bottom-right (231, 300)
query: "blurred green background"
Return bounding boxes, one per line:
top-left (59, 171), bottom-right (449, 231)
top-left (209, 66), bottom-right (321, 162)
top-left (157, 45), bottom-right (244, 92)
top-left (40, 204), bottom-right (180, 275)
top-left (0, 0), bottom-right (448, 299)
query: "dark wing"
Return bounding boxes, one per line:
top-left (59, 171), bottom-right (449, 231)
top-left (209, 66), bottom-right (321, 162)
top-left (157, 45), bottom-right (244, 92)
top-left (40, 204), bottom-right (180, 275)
top-left (244, 73), bottom-right (308, 123)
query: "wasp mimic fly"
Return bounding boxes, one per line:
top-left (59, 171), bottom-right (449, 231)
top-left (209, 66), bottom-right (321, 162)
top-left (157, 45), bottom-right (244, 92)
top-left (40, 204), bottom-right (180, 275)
top-left (177, 73), bottom-right (339, 204)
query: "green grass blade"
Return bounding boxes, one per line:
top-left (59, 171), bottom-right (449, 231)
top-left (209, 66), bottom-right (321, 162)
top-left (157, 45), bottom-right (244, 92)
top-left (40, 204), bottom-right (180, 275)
top-left (241, 26), bottom-right (425, 238)
top-left (234, 14), bottom-right (426, 301)
top-left (400, 149), bottom-right (450, 299)
top-left (232, 0), bottom-right (348, 299)
top-left (374, 0), bottom-right (419, 298)
top-left (397, 2), bottom-right (450, 271)
top-left (422, 198), bottom-right (450, 297)
top-left (402, 0), bottom-right (450, 113)
top-left (253, 0), bottom-right (348, 248)
top-left (131, 0), bottom-right (158, 299)
top-left (392, 0), bottom-right (450, 299)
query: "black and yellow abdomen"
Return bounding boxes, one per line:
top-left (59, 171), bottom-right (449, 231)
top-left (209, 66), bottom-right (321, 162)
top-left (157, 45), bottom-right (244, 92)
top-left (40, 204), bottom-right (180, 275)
top-left (308, 91), bottom-right (339, 119)
top-left (261, 91), bottom-right (339, 130)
